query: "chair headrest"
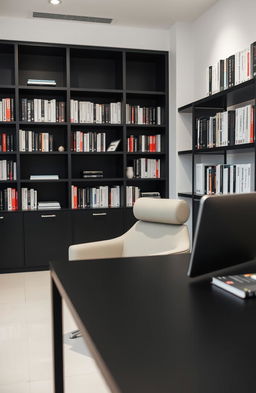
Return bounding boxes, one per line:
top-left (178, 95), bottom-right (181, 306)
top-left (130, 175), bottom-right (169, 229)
top-left (133, 198), bottom-right (190, 225)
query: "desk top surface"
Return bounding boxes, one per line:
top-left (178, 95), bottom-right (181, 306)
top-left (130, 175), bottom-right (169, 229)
top-left (51, 254), bottom-right (256, 393)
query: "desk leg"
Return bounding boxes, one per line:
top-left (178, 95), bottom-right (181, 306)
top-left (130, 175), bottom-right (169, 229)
top-left (51, 277), bottom-right (64, 393)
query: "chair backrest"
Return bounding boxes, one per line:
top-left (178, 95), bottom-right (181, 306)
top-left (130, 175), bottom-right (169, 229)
top-left (122, 198), bottom-right (190, 257)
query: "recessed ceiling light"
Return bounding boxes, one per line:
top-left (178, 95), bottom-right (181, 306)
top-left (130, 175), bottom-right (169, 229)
top-left (49, 0), bottom-right (62, 5)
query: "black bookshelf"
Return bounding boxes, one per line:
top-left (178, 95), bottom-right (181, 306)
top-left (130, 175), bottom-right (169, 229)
top-left (0, 40), bottom-right (169, 272)
top-left (178, 77), bottom-right (256, 234)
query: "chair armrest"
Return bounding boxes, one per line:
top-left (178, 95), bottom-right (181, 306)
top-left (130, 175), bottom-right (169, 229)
top-left (69, 236), bottom-right (124, 261)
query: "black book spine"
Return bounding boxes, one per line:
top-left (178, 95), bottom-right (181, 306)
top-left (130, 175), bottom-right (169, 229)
top-left (220, 60), bottom-right (224, 91)
top-left (251, 42), bottom-right (256, 78)
top-left (228, 111), bottom-right (235, 146)
top-left (11, 98), bottom-right (14, 121)
top-left (0, 190), bottom-right (3, 210)
top-left (209, 66), bottom-right (212, 95)
top-left (231, 55), bottom-right (235, 87)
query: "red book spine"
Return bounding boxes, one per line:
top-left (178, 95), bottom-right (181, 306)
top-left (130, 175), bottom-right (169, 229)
top-left (6, 98), bottom-right (11, 122)
top-left (11, 188), bottom-right (16, 211)
top-left (153, 136), bottom-right (156, 152)
top-left (250, 106), bottom-right (254, 143)
top-left (2, 133), bottom-right (7, 152)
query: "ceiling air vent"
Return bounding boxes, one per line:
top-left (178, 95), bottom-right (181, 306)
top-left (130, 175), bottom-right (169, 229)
top-left (33, 12), bottom-right (112, 24)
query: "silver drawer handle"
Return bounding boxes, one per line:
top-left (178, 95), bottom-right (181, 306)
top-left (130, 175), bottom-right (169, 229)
top-left (0, 216), bottom-right (4, 220)
top-left (41, 214), bottom-right (56, 218)
top-left (93, 213), bottom-right (107, 216)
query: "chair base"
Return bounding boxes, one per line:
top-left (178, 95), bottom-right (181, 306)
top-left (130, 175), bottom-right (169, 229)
top-left (69, 329), bottom-right (81, 339)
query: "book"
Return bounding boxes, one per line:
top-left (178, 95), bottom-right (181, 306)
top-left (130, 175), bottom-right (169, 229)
top-left (30, 175), bottom-right (59, 180)
top-left (27, 79), bottom-right (56, 86)
top-left (212, 274), bottom-right (256, 298)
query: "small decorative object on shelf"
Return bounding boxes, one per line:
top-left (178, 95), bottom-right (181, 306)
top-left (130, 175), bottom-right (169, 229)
top-left (82, 170), bottom-right (103, 179)
top-left (27, 79), bottom-right (56, 86)
top-left (58, 145), bottom-right (65, 152)
top-left (107, 139), bottom-right (121, 152)
top-left (38, 201), bottom-right (61, 210)
top-left (126, 166), bottom-right (134, 179)
top-left (30, 174), bottom-right (59, 180)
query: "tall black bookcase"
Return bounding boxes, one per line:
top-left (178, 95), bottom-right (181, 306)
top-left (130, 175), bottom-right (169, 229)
top-left (178, 78), bottom-right (256, 235)
top-left (0, 40), bottom-right (169, 272)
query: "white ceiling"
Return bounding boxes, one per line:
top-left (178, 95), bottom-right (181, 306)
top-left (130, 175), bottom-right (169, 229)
top-left (0, 0), bottom-right (218, 29)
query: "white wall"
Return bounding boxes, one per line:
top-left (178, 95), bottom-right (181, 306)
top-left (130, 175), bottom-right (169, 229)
top-left (0, 16), bottom-right (169, 50)
top-left (193, 0), bottom-right (256, 102)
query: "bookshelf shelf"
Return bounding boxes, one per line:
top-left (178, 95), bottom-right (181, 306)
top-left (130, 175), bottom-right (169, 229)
top-left (19, 86), bottom-right (68, 91)
top-left (126, 90), bottom-right (166, 96)
top-left (0, 39), bottom-right (168, 273)
top-left (178, 76), bottom-right (256, 234)
top-left (20, 179), bottom-right (69, 183)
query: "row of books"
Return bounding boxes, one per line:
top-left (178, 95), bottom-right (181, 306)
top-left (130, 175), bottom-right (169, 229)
top-left (126, 105), bottom-right (162, 125)
top-left (21, 188), bottom-right (38, 210)
top-left (196, 163), bottom-right (252, 195)
top-left (19, 130), bottom-right (54, 152)
top-left (196, 104), bottom-right (254, 149)
top-left (127, 135), bottom-right (161, 152)
top-left (133, 158), bottom-right (161, 178)
top-left (0, 160), bottom-right (17, 181)
top-left (0, 188), bottom-right (18, 210)
top-left (207, 41), bottom-right (256, 95)
top-left (0, 133), bottom-right (15, 152)
top-left (21, 98), bottom-right (65, 123)
top-left (126, 186), bottom-right (161, 206)
top-left (0, 98), bottom-right (14, 122)
top-left (71, 131), bottom-right (106, 152)
top-left (70, 100), bottom-right (121, 124)
top-left (71, 185), bottom-right (120, 209)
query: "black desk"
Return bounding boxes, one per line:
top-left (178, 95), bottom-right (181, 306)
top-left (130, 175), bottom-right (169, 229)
top-left (51, 254), bottom-right (256, 393)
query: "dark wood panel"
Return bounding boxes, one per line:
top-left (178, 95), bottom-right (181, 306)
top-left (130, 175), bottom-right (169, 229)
top-left (72, 209), bottom-right (124, 244)
top-left (24, 211), bottom-right (72, 267)
top-left (0, 212), bottom-right (24, 269)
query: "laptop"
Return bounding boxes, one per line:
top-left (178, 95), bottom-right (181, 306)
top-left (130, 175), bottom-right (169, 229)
top-left (187, 193), bottom-right (256, 277)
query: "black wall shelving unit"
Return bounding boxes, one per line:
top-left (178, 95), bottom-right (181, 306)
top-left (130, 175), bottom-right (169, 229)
top-left (178, 78), bottom-right (256, 235)
top-left (0, 40), bottom-right (169, 272)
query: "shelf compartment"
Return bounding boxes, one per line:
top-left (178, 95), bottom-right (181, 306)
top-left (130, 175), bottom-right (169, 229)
top-left (126, 52), bottom-right (166, 92)
top-left (71, 154), bottom-right (123, 179)
top-left (20, 154), bottom-right (68, 180)
top-left (178, 78), bottom-right (255, 113)
top-left (194, 143), bottom-right (255, 154)
top-left (18, 45), bottom-right (67, 87)
top-left (70, 48), bottom-right (123, 90)
top-left (0, 44), bottom-right (15, 86)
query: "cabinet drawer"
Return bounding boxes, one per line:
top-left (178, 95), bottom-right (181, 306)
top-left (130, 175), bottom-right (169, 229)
top-left (72, 209), bottom-right (124, 244)
top-left (24, 211), bottom-right (72, 267)
top-left (0, 212), bottom-right (24, 270)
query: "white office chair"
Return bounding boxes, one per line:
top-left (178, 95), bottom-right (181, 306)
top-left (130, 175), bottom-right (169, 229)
top-left (68, 197), bottom-right (190, 338)
top-left (69, 197), bottom-right (190, 261)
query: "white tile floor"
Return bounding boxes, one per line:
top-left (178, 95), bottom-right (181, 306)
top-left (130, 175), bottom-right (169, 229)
top-left (0, 270), bottom-right (111, 393)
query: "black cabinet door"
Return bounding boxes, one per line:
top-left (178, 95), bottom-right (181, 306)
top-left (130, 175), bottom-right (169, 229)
top-left (0, 212), bottom-right (24, 270)
top-left (24, 211), bottom-right (72, 267)
top-left (72, 209), bottom-right (124, 244)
